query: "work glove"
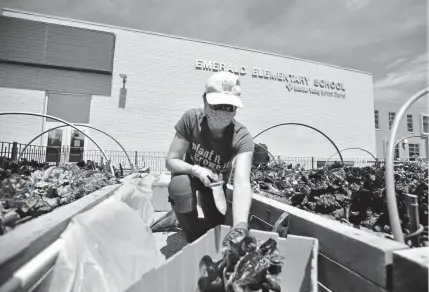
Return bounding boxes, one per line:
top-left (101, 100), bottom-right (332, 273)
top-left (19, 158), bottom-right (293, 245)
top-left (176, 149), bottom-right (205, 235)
top-left (210, 180), bottom-right (227, 215)
top-left (221, 223), bottom-right (256, 272)
top-left (192, 165), bottom-right (221, 187)
top-left (222, 222), bottom-right (250, 247)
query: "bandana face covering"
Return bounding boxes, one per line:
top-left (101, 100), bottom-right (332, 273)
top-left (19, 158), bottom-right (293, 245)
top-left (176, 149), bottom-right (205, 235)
top-left (204, 104), bottom-right (236, 128)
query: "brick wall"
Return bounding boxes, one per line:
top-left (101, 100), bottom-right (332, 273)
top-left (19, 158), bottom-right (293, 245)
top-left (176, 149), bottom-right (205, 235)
top-left (1, 9), bottom-right (376, 159)
top-left (0, 87), bottom-right (45, 144)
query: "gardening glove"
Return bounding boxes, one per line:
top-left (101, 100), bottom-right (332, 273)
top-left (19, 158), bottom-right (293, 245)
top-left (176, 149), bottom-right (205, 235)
top-left (192, 165), bottom-right (220, 187)
top-left (221, 222), bottom-right (251, 248)
top-left (221, 223), bottom-right (257, 271)
top-left (209, 178), bottom-right (227, 214)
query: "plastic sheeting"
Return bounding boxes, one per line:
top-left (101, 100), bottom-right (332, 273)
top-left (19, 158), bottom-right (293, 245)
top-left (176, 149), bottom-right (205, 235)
top-left (48, 173), bottom-right (160, 292)
top-left (107, 173), bottom-right (156, 226)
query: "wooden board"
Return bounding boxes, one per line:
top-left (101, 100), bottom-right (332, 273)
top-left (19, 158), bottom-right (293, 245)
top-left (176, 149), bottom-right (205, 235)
top-left (250, 194), bottom-right (410, 289)
top-left (318, 254), bottom-right (387, 292)
top-left (392, 247), bottom-right (429, 292)
top-left (0, 184), bottom-right (122, 286)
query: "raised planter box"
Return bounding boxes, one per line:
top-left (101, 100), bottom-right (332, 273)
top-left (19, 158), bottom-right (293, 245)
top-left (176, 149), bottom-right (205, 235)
top-left (147, 176), bottom-right (415, 291)
top-left (392, 247), bottom-right (428, 292)
top-left (7, 174), bottom-right (420, 292)
top-left (225, 185), bottom-right (411, 292)
top-left (0, 183), bottom-right (123, 287)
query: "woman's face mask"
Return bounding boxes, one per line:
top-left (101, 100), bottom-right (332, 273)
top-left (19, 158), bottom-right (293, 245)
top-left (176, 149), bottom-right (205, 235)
top-left (204, 103), bottom-right (236, 128)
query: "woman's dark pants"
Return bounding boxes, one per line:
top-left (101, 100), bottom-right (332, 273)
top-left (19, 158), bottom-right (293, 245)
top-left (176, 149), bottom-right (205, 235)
top-left (168, 174), bottom-right (226, 243)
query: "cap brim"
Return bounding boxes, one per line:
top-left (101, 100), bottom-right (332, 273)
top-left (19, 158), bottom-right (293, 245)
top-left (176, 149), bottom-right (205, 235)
top-left (206, 93), bottom-right (243, 108)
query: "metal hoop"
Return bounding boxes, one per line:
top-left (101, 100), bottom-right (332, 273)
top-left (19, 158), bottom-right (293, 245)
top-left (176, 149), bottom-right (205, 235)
top-left (394, 134), bottom-right (428, 148)
top-left (18, 124), bottom-right (134, 169)
top-left (324, 147), bottom-right (377, 169)
top-left (386, 87), bottom-right (428, 244)
top-left (253, 122), bottom-right (344, 166)
top-left (0, 112), bottom-right (115, 176)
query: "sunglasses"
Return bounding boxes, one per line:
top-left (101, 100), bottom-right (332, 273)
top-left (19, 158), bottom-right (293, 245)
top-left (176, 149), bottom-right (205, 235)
top-left (209, 104), bottom-right (237, 112)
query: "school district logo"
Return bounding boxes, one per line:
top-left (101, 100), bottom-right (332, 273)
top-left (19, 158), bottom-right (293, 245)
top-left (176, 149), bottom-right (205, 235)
top-left (285, 83), bottom-right (294, 92)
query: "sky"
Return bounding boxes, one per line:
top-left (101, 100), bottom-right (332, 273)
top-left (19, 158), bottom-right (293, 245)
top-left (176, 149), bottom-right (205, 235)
top-left (3, 0), bottom-right (428, 106)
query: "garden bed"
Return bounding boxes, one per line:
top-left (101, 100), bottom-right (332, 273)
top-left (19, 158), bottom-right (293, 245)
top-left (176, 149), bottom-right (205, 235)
top-left (0, 183), bottom-right (122, 287)
top-left (0, 157), bottom-right (121, 235)
top-left (243, 192), bottom-right (410, 292)
top-left (234, 158), bottom-right (428, 243)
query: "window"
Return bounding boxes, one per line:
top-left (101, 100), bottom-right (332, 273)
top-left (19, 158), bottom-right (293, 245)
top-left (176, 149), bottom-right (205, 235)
top-left (388, 112), bottom-right (395, 130)
top-left (407, 115), bottom-right (413, 132)
top-left (395, 144), bottom-right (400, 159)
top-left (46, 129), bottom-right (63, 163)
top-left (422, 115), bottom-right (429, 134)
top-left (409, 144), bottom-right (420, 160)
top-left (374, 110), bottom-right (379, 130)
top-left (46, 93), bottom-right (91, 123)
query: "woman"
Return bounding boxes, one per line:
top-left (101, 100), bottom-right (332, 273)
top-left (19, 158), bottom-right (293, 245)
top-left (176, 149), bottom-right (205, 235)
top-left (165, 71), bottom-right (254, 243)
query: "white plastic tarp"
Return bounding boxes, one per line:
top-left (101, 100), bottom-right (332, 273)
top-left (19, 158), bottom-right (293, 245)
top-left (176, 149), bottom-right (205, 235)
top-left (47, 174), bottom-right (160, 292)
top-left (107, 173), bottom-right (156, 226)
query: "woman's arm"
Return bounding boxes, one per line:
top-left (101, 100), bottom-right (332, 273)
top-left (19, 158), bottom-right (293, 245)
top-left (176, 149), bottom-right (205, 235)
top-left (231, 151), bottom-right (253, 228)
top-left (165, 132), bottom-right (193, 174)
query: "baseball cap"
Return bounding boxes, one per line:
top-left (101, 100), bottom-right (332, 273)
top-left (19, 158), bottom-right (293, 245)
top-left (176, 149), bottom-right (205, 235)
top-left (205, 71), bottom-right (243, 108)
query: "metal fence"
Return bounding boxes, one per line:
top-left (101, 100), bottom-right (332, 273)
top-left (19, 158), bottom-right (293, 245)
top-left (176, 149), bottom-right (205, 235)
top-left (1, 142), bottom-right (49, 164)
top-left (0, 141), bottom-right (169, 173)
top-left (275, 156), bottom-right (385, 169)
top-left (2, 141), bottom-right (426, 174)
top-left (82, 149), bottom-right (167, 173)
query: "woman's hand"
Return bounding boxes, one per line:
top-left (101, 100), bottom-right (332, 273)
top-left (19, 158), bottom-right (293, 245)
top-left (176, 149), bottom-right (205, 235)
top-left (192, 165), bottom-right (221, 187)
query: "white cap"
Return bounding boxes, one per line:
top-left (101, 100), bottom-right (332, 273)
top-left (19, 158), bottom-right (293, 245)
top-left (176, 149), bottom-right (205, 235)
top-left (205, 71), bottom-right (243, 108)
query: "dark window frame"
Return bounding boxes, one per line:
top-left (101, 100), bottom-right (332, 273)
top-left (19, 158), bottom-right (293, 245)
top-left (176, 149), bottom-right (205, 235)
top-left (395, 144), bottom-right (400, 159)
top-left (374, 110), bottom-right (379, 130)
top-left (388, 112), bottom-right (396, 130)
top-left (409, 143), bottom-right (420, 160)
top-left (407, 114), bottom-right (413, 133)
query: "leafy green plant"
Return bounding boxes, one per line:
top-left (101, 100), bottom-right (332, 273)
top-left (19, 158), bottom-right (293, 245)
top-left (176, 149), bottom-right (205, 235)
top-left (232, 158), bottom-right (428, 235)
top-left (0, 157), bottom-right (119, 235)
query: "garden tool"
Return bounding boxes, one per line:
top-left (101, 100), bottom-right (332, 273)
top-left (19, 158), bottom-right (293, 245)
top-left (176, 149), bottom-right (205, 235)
top-left (209, 180), bottom-right (227, 215)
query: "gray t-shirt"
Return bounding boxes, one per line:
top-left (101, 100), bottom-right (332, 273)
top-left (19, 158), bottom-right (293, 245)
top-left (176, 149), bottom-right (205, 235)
top-left (174, 108), bottom-right (254, 176)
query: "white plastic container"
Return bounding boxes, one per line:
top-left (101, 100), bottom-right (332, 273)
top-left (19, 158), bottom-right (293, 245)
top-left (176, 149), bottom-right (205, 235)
top-left (126, 225), bottom-right (319, 292)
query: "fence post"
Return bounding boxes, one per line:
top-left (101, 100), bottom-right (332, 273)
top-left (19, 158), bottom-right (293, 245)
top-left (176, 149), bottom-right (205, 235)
top-left (56, 147), bottom-right (61, 166)
top-left (135, 151), bottom-right (138, 168)
top-left (11, 142), bottom-right (18, 160)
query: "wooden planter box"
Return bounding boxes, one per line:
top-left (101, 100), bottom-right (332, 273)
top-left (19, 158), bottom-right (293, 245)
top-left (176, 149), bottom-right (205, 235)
top-left (225, 184), bottom-right (412, 292)
top-left (117, 176), bottom-right (425, 292)
top-left (5, 175), bottom-right (423, 292)
top-left (392, 247), bottom-right (428, 292)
